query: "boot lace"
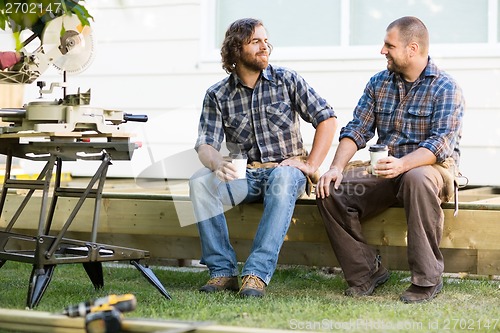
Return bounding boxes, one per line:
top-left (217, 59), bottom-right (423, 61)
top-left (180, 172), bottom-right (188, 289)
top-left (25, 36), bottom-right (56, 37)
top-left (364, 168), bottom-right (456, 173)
top-left (241, 275), bottom-right (265, 291)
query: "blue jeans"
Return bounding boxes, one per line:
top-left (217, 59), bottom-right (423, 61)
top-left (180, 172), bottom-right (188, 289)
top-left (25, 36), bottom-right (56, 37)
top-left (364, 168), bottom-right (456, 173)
top-left (189, 166), bottom-right (306, 285)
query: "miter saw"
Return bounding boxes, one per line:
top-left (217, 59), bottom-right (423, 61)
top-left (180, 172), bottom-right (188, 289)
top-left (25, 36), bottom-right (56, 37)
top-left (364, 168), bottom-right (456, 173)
top-left (0, 12), bottom-right (147, 135)
top-left (0, 10), bottom-right (171, 309)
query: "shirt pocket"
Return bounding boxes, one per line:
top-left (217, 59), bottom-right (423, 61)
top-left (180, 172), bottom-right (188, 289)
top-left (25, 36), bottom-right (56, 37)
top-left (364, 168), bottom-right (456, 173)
top-left (407, 105), bottom-right (433, 117)
top-left (404, 105), bottom-right (433, 135)
top-left (265, 102), bottom-right (294, 133)
top-left (222, 112), bottom-right (250, 142)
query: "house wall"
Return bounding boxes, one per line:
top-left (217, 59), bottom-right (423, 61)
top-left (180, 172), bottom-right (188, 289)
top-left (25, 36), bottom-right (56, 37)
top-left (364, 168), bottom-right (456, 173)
top-left (1, 0), bottom-right (499, 186)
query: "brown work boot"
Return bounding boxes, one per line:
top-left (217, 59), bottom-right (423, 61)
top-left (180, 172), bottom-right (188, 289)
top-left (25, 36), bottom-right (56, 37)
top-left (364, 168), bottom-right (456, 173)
top-left (239, 275), bottom-right (266, 297)
top-left (199, 276), bottom-right (239, 293)
top-left (400, 280), bottom-right (443, 303)
top-left (345, 260), bottom-right (390, 297)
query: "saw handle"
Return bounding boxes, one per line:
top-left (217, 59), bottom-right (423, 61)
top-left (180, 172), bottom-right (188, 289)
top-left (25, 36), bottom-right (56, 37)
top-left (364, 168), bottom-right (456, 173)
top-left (123, 113), bottom-right (148, 122)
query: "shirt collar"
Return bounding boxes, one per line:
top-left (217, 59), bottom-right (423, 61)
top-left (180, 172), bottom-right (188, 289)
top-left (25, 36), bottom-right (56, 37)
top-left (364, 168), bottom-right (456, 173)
top-left (422, 56), bottom-right (439, 78)
top-left (261, 65), bottom-right (273, 82)
top-left (230, 64), bottom-right (274, 88)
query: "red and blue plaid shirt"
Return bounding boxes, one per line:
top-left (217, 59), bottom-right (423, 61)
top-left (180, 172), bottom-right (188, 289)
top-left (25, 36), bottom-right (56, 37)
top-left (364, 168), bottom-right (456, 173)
top-left (340, 57), bottom-right (464, 164)
top-left (196, 64), bottom-right (336, 163)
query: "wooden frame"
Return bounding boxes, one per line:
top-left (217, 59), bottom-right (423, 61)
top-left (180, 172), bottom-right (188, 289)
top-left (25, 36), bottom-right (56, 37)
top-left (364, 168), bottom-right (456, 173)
top-left (2, 184), bottom-right (499, 276)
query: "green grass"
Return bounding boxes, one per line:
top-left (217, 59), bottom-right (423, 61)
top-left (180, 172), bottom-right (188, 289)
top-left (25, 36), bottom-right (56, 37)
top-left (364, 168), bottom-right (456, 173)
top-left (0, 261), bottom-right (499, 332)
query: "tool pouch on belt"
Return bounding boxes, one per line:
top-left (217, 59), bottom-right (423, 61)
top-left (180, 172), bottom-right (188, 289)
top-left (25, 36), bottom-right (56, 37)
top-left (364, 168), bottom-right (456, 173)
top-left (432, 157), bottom-right (467, 216)
top-left (432, 157), bottom-right (457, 203)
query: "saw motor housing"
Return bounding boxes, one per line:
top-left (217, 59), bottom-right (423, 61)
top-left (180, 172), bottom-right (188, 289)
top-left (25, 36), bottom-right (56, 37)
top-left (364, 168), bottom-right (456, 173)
top-left (0, 13), bottom-right (146, 135)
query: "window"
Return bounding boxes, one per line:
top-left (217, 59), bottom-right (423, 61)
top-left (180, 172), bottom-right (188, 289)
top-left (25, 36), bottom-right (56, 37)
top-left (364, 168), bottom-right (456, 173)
top-left (206, 0), bottom-right (500, 60)
top-left (215, 0), bottom-right (341, 48)
top-left (351, 0), bottom-right (488, 45)
top-left (498, 0), bottom-right (500, 42)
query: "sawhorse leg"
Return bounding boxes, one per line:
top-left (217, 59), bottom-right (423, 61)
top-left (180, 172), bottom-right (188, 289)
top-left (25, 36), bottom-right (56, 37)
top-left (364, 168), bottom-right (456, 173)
top-left (0, 150), bottom-right (172, 308)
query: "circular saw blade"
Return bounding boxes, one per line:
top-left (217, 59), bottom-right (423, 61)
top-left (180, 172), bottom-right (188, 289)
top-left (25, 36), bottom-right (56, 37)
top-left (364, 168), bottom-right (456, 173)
top-left (42, 14), bottom-right (95, 74)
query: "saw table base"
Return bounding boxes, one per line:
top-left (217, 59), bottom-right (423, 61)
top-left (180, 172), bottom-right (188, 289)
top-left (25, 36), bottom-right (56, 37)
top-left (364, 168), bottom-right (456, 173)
top-left (0, 139), bottom-right (171, 308)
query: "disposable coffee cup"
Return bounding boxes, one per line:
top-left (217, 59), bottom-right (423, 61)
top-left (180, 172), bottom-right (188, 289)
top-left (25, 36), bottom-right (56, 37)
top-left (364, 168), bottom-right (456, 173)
top-left (369, 144), bottom-right (388, 176)
top-left (231, 153), bottom-right (247, 179)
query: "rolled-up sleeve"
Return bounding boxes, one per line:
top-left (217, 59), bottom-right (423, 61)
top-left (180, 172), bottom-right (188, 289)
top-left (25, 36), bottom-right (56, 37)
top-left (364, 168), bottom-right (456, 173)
top-left (339, 79), bottom-right (377, 149)
top-left (195, 90), bottom-right (225, 152)
top-left (289, 71), bottom-right (336, 128)
top-left (419, 81), bottom-right (464, 162)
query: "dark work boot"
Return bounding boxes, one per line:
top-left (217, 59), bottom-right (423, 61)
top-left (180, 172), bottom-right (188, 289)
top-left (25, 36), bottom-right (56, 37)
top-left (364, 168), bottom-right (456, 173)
top-left (345, 256), bottom-right (390, 297)
top-left (400, 280), bottom-right (443, 303)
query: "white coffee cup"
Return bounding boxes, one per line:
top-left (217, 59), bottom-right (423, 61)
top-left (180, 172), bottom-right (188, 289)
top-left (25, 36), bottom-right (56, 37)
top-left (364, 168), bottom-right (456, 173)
top-left (369, 144), bottom-right (388, 176)
top-left (231, 153), bottom-right (247, 179)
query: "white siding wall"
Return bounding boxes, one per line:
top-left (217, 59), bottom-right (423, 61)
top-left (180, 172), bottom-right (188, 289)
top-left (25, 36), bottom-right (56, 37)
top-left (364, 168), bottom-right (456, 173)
top-left (7, 0), bottom-right (500, 186)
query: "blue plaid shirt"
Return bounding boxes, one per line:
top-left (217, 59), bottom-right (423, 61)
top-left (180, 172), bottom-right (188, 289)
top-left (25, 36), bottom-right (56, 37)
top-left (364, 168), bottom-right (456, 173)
top-left (195, 64), bottom-right (336, 163)
top-left (340, 57), bottom-right (464, 164)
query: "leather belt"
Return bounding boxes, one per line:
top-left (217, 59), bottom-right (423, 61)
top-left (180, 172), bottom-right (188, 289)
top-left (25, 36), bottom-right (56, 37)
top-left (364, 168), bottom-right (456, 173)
top-left (247, 161), bottom-right (279, 169)
top-left (245, 158), bottom-right (318, 197)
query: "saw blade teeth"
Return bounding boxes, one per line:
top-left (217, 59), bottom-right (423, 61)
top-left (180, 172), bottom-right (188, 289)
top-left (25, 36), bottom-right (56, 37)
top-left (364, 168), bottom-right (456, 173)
top-left (42, 14), bottom-right (95, 74)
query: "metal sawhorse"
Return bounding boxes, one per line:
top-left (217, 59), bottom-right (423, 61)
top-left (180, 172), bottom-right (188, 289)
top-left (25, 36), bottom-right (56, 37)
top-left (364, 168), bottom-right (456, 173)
top-left (0, 134), bottom-right (171, 308)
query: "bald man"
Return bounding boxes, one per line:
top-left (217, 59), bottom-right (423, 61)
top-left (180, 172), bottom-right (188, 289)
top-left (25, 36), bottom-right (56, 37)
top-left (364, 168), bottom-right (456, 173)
top-left (316, 16), bottom-right (464, 303)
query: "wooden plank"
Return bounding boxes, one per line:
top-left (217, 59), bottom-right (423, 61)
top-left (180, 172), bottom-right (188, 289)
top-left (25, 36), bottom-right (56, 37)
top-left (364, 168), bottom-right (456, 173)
top-left (0, 308), bottom-right (83, 333)
top-left (376, 246), bottom-right (480, 274)
top-left (2, 190), bottom-right (500, 275)
top-left (440, 209), bottom-right (500, 250)
top-left (458, 187), bottom-right (500, 202)
top-left (477, 250), bottom-right (500, 276)
top-left (14, 232), bottom-right (481, 274)
top-left (469, 196), bottom-right (500, 204)
top-left (440, 248), bottom-right (479, 274)
top-left (4, 195), bottom-right (500, 250)
top-left (0, 308), bottom-right (298, 333)
top-left (7, 195), bottom-right (499, 250)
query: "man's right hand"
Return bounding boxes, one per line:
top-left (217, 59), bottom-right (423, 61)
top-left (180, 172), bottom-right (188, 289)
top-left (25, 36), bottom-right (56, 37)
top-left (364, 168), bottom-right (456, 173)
top-left (316, 166), bottom-right (343, 199)
top-left (215, 160), bottom-right (238, 182)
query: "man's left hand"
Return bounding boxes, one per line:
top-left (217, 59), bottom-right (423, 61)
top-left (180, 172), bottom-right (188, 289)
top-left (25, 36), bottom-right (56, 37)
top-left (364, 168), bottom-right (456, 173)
top-left (279, 157), bottom-right (316, 177)
top-left (372, 156), bottom-right (405, 178)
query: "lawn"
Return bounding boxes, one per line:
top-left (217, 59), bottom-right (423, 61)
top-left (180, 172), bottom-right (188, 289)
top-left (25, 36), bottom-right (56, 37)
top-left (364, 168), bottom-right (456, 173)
top-left (0, 261), bottom-right (499, 332)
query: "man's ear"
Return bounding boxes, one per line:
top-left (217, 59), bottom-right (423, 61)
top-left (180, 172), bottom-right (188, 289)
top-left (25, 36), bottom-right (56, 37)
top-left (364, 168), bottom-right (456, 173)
top-left (408, 42), bottom-right (419, 57)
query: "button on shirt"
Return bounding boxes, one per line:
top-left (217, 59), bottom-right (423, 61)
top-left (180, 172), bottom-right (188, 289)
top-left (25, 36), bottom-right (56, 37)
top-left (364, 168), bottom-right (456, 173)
top-left (195, 65), bottom-right (336, 163)
top-left (340, 57), bottom-right (464, 164)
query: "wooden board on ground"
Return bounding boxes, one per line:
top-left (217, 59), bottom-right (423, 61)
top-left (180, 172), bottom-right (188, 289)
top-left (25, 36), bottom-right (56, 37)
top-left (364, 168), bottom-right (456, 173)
top-left (0, 308), bottom-right (297, 333)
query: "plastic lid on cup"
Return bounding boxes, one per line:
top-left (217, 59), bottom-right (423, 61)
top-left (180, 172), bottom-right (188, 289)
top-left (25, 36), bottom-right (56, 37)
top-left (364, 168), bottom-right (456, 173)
top-left (230, 152), bottom-right (247, 159)
top-left (369, 144), bottom-right (388, 152)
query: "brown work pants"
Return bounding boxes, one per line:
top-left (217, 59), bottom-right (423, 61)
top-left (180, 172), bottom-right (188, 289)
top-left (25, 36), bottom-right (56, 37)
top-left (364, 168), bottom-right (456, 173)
top-left (316, 165), bottom-right (446, 288)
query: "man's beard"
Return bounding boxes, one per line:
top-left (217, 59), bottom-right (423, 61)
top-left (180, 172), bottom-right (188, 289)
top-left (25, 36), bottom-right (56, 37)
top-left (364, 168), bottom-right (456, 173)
top-left (386, 55), bottom-right (409, 74)
top-left (239, 51), bottom-right (269, 72)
